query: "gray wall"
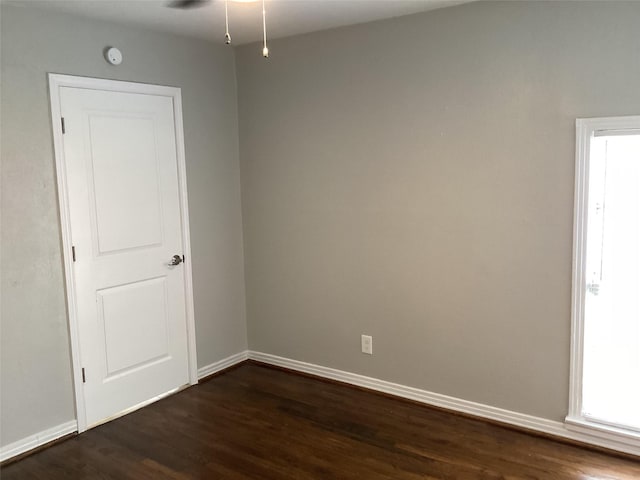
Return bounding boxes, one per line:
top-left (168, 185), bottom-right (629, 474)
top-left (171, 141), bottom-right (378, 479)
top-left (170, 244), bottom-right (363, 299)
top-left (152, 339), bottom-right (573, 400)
top-left (237, 1), bottom-right (640, 422)
top-left (1, 5), bottom-right (247, 446)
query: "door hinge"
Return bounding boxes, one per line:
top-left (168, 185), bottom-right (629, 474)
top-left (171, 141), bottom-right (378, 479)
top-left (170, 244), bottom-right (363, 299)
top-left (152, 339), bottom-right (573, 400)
top-left (61, 117), bottom-right (66, 134)
top-left (72, 246), bottom-right (76, 262)
top-left (81, 368), bottom-right (86, 383)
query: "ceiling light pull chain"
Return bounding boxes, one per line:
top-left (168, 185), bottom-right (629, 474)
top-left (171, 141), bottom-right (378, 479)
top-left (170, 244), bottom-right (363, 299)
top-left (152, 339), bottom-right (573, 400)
top-left (262, 0), bottom-right (269, 58)
top-left (224, 0), bottom-right (231, 45)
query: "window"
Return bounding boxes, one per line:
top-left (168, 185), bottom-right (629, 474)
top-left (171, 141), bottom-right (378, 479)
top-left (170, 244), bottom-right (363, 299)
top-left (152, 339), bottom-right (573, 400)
top-left (568, 116), bottom-right (640, 448)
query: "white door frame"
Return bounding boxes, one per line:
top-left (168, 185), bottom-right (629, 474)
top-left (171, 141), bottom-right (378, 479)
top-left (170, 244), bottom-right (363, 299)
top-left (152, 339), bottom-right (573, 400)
top-left (48, 73), bottom-right (198, 433)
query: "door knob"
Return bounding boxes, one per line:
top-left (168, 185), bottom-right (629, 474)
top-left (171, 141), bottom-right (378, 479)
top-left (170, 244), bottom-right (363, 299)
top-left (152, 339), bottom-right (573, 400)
top-left (168, 254), bottom-right (183, 266)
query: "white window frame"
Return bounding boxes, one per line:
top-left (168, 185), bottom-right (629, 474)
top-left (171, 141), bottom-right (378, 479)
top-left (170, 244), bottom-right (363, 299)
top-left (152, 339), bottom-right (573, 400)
top-left (567, 115), bottom-right (640, 450)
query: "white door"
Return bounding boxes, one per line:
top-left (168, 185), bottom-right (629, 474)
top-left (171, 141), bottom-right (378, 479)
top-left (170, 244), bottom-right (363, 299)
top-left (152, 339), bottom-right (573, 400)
top-left (58, 83), bottom-right (192, 428)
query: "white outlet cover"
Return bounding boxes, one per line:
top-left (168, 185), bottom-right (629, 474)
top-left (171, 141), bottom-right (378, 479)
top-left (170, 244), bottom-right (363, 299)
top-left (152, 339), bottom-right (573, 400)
top-left (361, 335), bottom-right (373, 355)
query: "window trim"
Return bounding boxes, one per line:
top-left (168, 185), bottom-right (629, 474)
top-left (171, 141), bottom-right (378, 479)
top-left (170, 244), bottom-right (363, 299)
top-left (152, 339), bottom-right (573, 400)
top-left (567, 115), bottom-right (640, 445)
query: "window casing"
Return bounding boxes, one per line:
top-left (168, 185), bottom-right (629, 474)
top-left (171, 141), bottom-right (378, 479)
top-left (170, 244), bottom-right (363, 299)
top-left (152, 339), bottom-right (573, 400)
top-left (568, 116), bottom-right (640, 451)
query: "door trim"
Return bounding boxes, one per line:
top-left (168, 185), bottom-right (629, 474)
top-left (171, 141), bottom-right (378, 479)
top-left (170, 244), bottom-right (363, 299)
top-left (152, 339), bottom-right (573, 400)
top-left (48, 73), bottom-right (198, 433)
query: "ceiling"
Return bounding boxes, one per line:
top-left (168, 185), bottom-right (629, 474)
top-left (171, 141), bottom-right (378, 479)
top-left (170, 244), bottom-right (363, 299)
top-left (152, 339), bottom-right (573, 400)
top-left (5, 0), bottom-right (473, 45)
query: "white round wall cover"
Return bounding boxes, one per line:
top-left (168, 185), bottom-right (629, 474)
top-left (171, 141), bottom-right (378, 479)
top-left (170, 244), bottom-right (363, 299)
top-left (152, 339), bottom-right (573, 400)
top-left (105, 47), bottom-right (123, 66)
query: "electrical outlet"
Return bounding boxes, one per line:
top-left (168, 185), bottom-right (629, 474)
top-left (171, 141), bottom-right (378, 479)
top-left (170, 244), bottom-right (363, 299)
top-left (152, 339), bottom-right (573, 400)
top-left (361, 335), bottom-right (373, 355)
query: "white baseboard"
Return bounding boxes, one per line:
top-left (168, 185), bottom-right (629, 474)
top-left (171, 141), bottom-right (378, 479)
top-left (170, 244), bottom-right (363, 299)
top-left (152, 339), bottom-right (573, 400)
top-left (3, 351), bottom-right (636, 463)
top-left (0, 420), bottom-right (77, 463)
top-left (248, 351), bottom-right (640, 457)
top-left (197, 350), bottom-right (249, 380)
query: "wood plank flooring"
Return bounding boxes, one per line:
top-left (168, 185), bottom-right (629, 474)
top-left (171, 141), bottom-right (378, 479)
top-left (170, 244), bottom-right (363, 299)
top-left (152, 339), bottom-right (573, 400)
top-left (2, 362), bottom-right (639, 479)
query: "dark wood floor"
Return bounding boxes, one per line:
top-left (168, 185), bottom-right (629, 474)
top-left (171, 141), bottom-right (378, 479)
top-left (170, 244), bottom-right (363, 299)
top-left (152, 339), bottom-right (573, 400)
top-left (2, 362), bottom-right (639, 479)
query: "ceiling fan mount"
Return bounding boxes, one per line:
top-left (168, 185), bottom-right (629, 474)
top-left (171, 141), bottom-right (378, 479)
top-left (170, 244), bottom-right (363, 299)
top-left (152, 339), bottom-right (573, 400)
top-left (168, 0), bottom-right (210, 9)
top-left (167, 0), bottom-right (268, 57)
